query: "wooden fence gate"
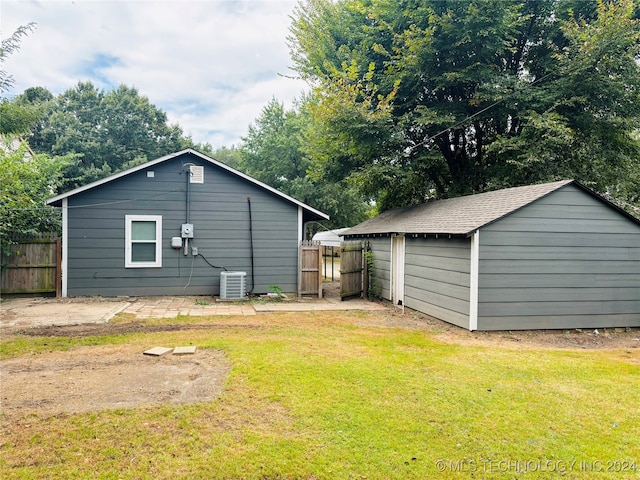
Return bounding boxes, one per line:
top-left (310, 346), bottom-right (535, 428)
top-left (1, 233), bottom-right (61, 296)
top-left (299, 240), bottom-right (322, 297)
top-left (340, 240), bottom-right (368, 300)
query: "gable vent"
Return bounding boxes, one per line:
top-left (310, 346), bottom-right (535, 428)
top-left (190, 165), bottom-right (204, 183)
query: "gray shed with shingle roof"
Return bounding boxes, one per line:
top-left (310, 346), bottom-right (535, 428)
top-left (343, 180), bottom-right (640, 331)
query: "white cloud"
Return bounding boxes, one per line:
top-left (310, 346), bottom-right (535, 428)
top-left (1, 0), bottom-right (308, 148)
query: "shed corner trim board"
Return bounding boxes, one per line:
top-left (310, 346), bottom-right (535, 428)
top-left (469, 230), bottom-right (479, 331)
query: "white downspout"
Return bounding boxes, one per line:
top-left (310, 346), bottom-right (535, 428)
top-left (469, 230), bottom-right (479, 331)
top-left (61, 198), bottom-right (68, 297)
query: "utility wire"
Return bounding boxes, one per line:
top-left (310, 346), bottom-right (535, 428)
top-left (63, 189), bottom-right (183, 208)
top-left (1, 189), bottom-right (184, 211)
top-left (407, 68), bottom-right (559, 152)
top-left (197, 252), bottom-right (227, 271)
top-left (405, 31), bottom-right (626, 153)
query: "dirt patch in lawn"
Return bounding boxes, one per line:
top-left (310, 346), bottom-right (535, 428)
top-left (12, 320), bottom-right (265, 338)
top-left (0, 345), bottom-right (230, 418)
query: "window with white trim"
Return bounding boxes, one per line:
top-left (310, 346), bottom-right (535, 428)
top-left (125, 215), bottom-right (162, 268)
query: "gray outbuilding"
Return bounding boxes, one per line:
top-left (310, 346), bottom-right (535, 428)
top-left (46, 149), bottom-right (328, 297)
top-left (343, 180), bottom-right (640, 331)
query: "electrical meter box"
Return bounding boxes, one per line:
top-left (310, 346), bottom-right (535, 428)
top-left (181, 223), bottom-right (194, 238)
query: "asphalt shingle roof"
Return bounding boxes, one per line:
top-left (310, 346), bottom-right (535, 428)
top-left (343, 180), bottom-right (574, 236)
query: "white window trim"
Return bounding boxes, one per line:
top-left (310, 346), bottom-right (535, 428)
top-left (125, 215), bottom-right (163, 268)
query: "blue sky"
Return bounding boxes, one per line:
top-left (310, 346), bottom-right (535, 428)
top-left (2, 0), bottom-right (308, 148)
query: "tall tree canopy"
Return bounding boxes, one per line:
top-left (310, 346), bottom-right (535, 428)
top-left (24, 82), bottom-right (198, 190)
top-left (238, 98), bottom-right (369, 230)
top-left (289, 0), bottom-right (640, 210)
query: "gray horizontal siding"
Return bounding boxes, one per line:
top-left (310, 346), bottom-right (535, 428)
top-left (402, 296), bottom-right (470, 329)
top-left (479, 300), bottom-right (639, 317)
top-left (480, 231), bottom-right (637, 247)
top-left (481, 245), bottom-right (636, 261)
top-left (479, 259), bottom-right (634, 275)
top-left (482, 217), bottom-right (634, 233)
top-left (478, 273), bottom-right (638, 288)
top-left (477, 287), bottom-right (638, 302)
top-left (66, 154), bottom-right (300, 296)
top-left (403, 237), bottom-right (471, 329)
top-left (367, 238), bottom-right (391, 300)
top-left (479, 314), bottom-right (639, 330)
top-left (478, 184), bottom-right (640, 330)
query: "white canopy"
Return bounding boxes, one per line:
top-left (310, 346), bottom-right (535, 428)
top-left (312, 228), bottom-right (350, 247)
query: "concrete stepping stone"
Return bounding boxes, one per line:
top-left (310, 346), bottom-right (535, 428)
top-left (173, 346), bottom-right (197, 355)
top-left (143, 346), bottom-right (173, 356)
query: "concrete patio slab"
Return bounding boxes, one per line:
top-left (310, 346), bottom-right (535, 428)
top-left (0, 297), bottom-right (130, 329)
top-left (1, 293), bottom-right (390, 329)
top-left (124, 297), bottom-right (256, 318)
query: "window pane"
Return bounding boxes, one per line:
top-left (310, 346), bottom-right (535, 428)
top-left (132, 221), bottom-right (156, 241)
top-left (132, 243), bottom-right (156, 262)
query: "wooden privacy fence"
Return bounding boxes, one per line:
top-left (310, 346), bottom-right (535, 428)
top-left (340, 240), bottom-right (368, 300)
top-left (299, 240), bottom-right (322, 297)
top-left (1, 233), bottom-right (61, 296)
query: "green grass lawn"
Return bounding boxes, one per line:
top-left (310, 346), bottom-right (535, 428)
top-left (1, 311), bottom-right (639, 479)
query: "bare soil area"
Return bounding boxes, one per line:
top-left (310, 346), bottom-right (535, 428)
top-left (1, 345), bottom-right (230, 417)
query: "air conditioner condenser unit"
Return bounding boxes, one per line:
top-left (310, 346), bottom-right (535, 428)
top-left (220, 271), bottom-right (247, 300)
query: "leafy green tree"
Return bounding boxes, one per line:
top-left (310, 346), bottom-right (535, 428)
top-left (0, 25), bottom-right (74, 248)
top-left (211, 145), bottom-right (244, 170)
top-left (240, 98), bottom-right (309, 190)
top-left (239, 97), bottom-right (369, 230)
top-left (0, 93), bottom-right (48, 135)
top-left (0, 24), bottom-right (45, 136)
top-left (28, 82), bottom-right (193, 190)
top-left (1, 23), bottom-right (36, 94)
top-left (0, 143), bottom-right (72, 253)
top-left (289, 0), bottom-right (640, 211)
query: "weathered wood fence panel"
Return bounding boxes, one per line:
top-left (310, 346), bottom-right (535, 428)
top-left (340, 240), bottom-right (367, 300)
top-left (299, 240), bottom-right (322, 297)
top-left (1, 234), bottom-right (61, 295)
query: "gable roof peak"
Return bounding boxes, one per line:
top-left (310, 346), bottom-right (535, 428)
top-left (45, 149), bottom-right (329, 220)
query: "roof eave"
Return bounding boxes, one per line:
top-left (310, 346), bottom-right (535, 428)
top-left (344, 230), bottom-right (469, 238)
